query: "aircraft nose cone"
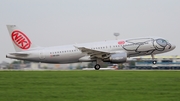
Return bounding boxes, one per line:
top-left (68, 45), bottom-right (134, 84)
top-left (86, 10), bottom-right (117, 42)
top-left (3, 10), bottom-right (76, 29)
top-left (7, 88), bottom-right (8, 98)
top-left (171, 44), bottom-right (176, 50)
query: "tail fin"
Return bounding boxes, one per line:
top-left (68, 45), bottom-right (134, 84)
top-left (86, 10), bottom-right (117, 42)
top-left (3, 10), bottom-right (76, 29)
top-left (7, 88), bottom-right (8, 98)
top-left (6, 25), bottom-right (37, 52)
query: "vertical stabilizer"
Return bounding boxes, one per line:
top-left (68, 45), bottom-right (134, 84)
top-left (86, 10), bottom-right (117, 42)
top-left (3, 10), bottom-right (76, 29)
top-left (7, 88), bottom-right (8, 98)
top-left (6, 25), bottom-right (37, 52)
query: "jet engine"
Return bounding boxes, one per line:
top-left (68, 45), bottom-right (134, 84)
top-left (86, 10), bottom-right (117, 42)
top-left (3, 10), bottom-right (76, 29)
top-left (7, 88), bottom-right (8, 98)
top-left (103, 52), bottom-right (127, 63)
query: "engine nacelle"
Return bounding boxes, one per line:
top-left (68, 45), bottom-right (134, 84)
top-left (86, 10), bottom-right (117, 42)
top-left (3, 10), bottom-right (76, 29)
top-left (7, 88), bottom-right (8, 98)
top-left (104, 52), bottom-right (127, 63)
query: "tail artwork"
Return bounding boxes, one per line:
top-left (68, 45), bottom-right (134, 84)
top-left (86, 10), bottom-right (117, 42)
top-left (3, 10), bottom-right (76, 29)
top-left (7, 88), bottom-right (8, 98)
top-left (6, 25), bottom-right (37, 52)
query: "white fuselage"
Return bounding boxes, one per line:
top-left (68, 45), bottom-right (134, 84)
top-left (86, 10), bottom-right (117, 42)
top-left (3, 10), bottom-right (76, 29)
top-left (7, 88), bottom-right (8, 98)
top-left (6, 25), bottom-right (176, 70)
top-left (6, 37), bottom-right (175, 64)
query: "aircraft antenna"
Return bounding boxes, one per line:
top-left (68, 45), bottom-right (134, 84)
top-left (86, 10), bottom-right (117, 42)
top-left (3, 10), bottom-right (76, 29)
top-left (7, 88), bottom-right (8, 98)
top-left (114, 33), bottom-right (120, 40)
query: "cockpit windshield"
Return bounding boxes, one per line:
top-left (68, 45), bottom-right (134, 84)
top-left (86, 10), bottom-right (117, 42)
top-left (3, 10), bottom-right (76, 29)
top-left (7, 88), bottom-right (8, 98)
top-left (156, 39), bottom-right (168, 47)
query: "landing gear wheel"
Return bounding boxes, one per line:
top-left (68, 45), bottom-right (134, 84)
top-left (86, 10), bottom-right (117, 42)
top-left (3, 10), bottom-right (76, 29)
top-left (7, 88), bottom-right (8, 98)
top-left (152, 60), bottom-right (157, 65)
top-left (94, 64), bottom-right (101, 70)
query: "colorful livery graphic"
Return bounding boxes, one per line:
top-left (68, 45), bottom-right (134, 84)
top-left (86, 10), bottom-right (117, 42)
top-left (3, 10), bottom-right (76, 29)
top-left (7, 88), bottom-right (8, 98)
top-left (11, 30), bottom-right (31, 50)
top-left (121, 38), bottom-right (172, 56)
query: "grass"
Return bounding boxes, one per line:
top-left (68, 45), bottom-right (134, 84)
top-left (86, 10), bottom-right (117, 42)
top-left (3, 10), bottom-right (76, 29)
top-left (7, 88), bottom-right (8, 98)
top-left (0, 71), bottom-right (180, 101)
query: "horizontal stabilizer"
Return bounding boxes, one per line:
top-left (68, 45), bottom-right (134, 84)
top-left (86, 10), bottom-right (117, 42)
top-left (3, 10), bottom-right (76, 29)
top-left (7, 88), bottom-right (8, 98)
top-left (9, 52), bottom-right (29, 56)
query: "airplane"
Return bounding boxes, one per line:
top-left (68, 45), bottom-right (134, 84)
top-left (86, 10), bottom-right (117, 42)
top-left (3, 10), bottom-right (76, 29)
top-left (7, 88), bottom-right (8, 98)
top-left (6, 25), bottom-right (176, 70)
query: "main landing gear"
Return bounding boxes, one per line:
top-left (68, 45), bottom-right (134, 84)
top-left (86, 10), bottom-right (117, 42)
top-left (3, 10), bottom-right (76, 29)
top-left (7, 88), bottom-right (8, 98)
top-left (94, 59), bottom-right (103, 70)
top-left (94, 64), bottom-right (100, 70)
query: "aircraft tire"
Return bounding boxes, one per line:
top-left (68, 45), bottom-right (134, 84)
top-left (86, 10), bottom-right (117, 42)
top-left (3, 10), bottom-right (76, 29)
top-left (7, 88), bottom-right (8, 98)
top-left (94, 64), bottom-right (100, 70)
top-left (152, 60), bottom-right (157, 64)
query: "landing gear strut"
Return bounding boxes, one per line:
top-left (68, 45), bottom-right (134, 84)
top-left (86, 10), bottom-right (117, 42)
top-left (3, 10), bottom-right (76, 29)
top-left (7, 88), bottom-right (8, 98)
top-left (94, 64), bottom-right (100, 70)
top-left (151, 54), bottom-right (157, 65)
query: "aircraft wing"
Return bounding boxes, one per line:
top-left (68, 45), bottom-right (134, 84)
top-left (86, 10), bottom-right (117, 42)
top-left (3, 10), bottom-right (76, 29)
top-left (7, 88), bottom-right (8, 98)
top-left (75, 46), bottom-right (110, 59)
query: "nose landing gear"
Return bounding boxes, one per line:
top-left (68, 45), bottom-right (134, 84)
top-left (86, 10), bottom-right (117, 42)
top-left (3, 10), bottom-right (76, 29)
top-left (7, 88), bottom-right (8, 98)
top-left (152, 60), bottom-right (157, 64)
top-left (151, 54), bottom-right (157, 64)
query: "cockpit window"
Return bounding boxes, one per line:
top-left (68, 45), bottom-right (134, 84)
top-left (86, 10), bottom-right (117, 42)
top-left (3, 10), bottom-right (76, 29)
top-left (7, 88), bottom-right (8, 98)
top-left (156, 39), bottom-right (167, 47)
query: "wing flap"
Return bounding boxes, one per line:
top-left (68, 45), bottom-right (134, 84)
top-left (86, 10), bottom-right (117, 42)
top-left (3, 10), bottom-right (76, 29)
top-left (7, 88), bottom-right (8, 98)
top-left (75, 46), bottom-right (110, 59)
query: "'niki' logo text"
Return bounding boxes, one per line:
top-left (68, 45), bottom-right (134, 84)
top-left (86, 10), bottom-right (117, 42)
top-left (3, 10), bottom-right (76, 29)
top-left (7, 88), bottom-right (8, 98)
top-left (11, 30), bottom-right (31, 49)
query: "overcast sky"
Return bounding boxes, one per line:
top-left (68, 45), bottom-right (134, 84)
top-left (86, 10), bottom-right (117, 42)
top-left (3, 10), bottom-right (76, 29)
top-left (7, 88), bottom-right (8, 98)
top-left (0, 0), bottom-right (180, 62)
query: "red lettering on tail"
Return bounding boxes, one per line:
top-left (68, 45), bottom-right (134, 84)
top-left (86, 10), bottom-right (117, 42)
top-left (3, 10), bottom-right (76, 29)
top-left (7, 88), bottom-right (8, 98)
top-left (11, 30), bottom-right (31, 50)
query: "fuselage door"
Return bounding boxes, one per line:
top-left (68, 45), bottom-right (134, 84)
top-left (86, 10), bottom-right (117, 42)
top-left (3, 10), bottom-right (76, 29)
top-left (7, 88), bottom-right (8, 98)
top-left (39, 50), bottom-right (45, 59)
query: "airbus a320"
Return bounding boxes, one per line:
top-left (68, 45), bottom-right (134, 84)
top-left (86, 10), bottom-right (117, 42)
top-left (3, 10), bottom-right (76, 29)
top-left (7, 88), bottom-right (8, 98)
top-left (6, 25), bottom-right (176, 70)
